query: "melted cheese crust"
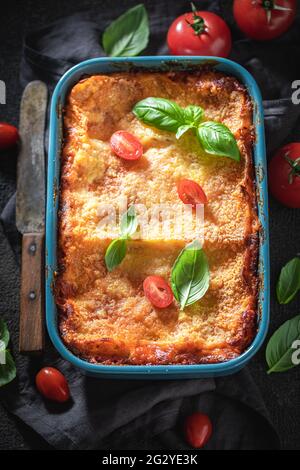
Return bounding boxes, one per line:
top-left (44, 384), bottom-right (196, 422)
top-left (56, 70), bottom-right (259, 365)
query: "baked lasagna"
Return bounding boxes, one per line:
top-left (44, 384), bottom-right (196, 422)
top-left (56, 69), bottom-right (259, 365)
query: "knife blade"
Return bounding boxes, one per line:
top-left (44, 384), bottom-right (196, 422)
top-left (16, 81), bottom-right (48, 354)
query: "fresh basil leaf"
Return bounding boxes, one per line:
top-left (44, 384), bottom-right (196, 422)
top-left (197, 122), bottom-right (240, 161)
top-left (176, 124), bottom-right (194, 140)
top-left (266, 315), bottom-right (300, 374)
top-left (120, 206), bottom-right (138, 238)
top-left (276, 257), bottom-right (300, 304)
top-left (171, 240), bottom-right (209, 310)
top-left (133, 97), bottom-right (185, 132)
top-left (105, 238), bottom-right (127, 272)
top-left (0, 350), bottom-right (16, 387)
top-left (102, 4), bottom-right (149, 57)
top-left (0, 318), bottom-right (9, 348)
top-left (183, 105), bottom-right (204, 125)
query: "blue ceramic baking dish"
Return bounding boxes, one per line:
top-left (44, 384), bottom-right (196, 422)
top-left (46, 56), bottom-right (269, 379)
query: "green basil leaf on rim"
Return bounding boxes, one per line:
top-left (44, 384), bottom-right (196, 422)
top-left (266, 315), bottom-right (300, 374)
top-left (0, 318), bottom-right (9, 348)
top-left (175, 124), bottom-right (194, 140)
top-left (133, 97), bottom-right (185, 132)
top-left (102, 4), bottom-right (149, 57)
top-left (277, 257), bottom-right (300, 304)
top-left (171, 240), bottom-right (210, 310)
top-left (0, 350), bottom-right (16, 387)
top-left (197, 121), bottom-right (240, 161)
top-left (120, 206), bottom-right (138, 238)
top-left (105, 238), bottom-right (127, 272)
top-left (183, 105), bottom-right (204, 126)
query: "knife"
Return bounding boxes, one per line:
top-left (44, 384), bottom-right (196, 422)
top-left (16, 81), bottom-right (48, 354)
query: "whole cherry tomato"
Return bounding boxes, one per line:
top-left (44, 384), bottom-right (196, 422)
top-left (0, 122), bottom-right (19, 150)
top-left (143, 275), bottom-right (173, 308)
top-left (177, 179), bottom-right (208, 206)
top-left (269, 142), bottom-right (300, 208)
top-left (110, 130), bottom-right (143, 160)
top-left (184, 412), bottom-right (213, 448)
top-left (167, 4), bottom-right (232, 57)
top-left (36, 367), bottom-right (70, 403)
top-left (233, 0), bottom-right (296, 41)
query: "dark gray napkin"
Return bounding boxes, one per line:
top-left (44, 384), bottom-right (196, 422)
top-left (1, 0), bottom-right (294, 450)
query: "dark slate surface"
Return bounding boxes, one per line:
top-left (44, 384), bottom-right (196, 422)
top-left (0, 0), bottom-right (299, 450)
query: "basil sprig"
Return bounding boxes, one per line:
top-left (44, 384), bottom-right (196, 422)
top-left (276, 257), bottom-right (300, 304)
top-left (266, 315), bottom-right (300, 374)
top-left (0, 318), bottom-right (16, 387)
top-left (102, 4), bottom-right (149, 57)
top-left (171, 240), bottom-right (210, 310)
top-left (175, 105), bottom-right (204, 139)
top-left (105, 206), bottom-right (138, 272)
top-left (133, 97), bottom-right (240, 161)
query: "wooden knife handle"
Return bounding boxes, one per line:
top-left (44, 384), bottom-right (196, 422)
top-left (19, 232), bottom-right (45, 354)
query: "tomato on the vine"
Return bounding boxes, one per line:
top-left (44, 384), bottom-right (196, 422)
top-left (233, 0), bottom-right (296, 41)
top-left (167, 3), bottom-right (232, 57)
top-left (184, 412), bottom-right (213, 449)
top-left (268, 143), bottom-right (300, 208)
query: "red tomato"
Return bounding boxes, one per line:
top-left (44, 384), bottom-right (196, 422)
top-left (110, 130), bottom-right (143, 160)
top-left (36, 367), bottom-right (70, 403)
top-left (143, 275), bottom-right (173, 309)
top-left (167, 5), bottom-right (232, 57)
top-left (233, 0), bottom-right (296, 41)
top-left (0, 122), bottom-right (19, 150)
top-left (269, 142), bottom-right (300, 208)
top-left (184, 412), bottom-right (213, 449)
top-left (177, 179), bottom-right (208, 206)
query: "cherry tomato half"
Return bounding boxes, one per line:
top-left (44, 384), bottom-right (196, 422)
top-left (177, 179), bottom-right (208, 206)
top-left (184, 412), bottom-right (213, 449)
top-left (110, 130), bottom-right (143, 160)
top-left (0, 122), bottom-right (19, 150)
top-left (167, 5), bottom-right (232, 57)
top-left (36, 367), bottom-right (70, 403)
top-left (233, 0), bottom-right (296, 41)
top-left (269, 142), bottom-right (300, 208)
top-left (143, 275), bottom-right (173, 309)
